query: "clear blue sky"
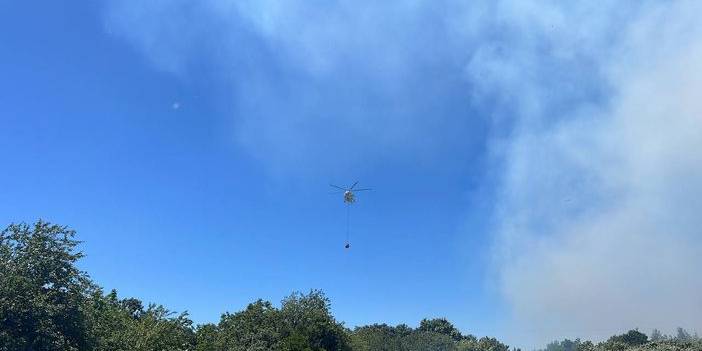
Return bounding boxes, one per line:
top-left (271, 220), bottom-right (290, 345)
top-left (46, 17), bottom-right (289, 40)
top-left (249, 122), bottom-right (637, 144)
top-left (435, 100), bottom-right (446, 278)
top-left (0, 1), bottom-right (504, 338)
top-left (5, 1), bottom-right (699, 348)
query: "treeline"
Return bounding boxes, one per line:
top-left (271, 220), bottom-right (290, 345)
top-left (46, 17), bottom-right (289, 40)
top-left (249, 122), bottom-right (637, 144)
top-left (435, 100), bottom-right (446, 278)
top-left (541, 329), bottom-right (701, 351)
top-left (1, 221), bottom-right (700, 351)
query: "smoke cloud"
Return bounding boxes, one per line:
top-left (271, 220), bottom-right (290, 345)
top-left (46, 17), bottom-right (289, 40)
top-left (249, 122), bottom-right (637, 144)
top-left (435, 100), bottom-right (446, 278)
top-left (490, 1), bottom-right (702, 346)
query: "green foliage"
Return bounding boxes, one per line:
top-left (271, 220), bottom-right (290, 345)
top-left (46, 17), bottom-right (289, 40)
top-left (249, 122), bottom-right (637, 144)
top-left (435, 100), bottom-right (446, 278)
top-left (127, 304), bottom-right (194, 351)
top-left (279, 290), bottom-right (351, 351)
top-left (210, 290), bottom-right (350, 351)
top-left (84, 289), bottom-right (195, 351)
top-left (194, 323), bottom-right (219, 351)
top-left (675, 328), bottom-right (692, 342)
top-left (351, 324), bottom-right (406, 351)
top-left (2, 220), bottom-right (702, 351)
top-left (633, 339), bottom-right (702, 351)
top-left (0, 221), bottom-right (93, 351)
top-left (0, 221), bottom-right (194, 351)
top-left (457, 336), bottom-right (510, 351)
top-left (650, 329), bottom-right (664, 342)
top-left (351, 323), bottom-right (510, 351)
top-left (607, 330), bottom-right (648, 346)
top-left (543, 338), bottom-right (594, 351)
top-left (217, 299), bottom-right (282, 350)
top-left (417, 318), bottom-right (464, 341)
top-left (402, 331), bottom-right (457, 351)
top-left (281, 331), bottom-right (313, 351)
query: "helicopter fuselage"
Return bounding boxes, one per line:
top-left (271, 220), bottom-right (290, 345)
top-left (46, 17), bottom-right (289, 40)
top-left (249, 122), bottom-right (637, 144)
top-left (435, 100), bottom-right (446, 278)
top-left (344, 190), bottom-right (355, 204)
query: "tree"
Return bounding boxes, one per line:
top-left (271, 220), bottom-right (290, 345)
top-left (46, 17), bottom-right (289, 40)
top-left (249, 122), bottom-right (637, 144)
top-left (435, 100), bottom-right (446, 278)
top-left (576, 340), bottom-right (595, 351)
top-left (279, 290), bottom-right (351, 351)
top-left (217, 299), bottom-right (282, 351)
top-left (542, 338), bottom-right (586, 351)
top-left (402, 331), bottom-right (457, 351)
top-left (281, 331), bottom-right (313, 351)
top-left (649, 329), bottom-right (664, 342)
top-left (85, 289), bottom-right (195, 351)
top-left (394, 324), bottom-right (414, 339)
top-left (676, 327), bottom-right (692, 341)
top-left (351, 324), bottom-right (404, 351)
top-left (195, 323), bottom-right (220, 351)
top-left (607, 329), bottom-right (648, 346)
top-left (0, 220), bottom-right (195, 350)
top-left (0, 221), bottom-right (93, 351)
top-left (84, 289), bottom-right (134, 350)
top-left (458, 336), bottom-right (510, 351)
top-left (128, 304), bottom-right (195, 351)
top-left (121, 297), bottom-right (145, 319)
top-left (417, 318), bottom-right (464, 341)
top-left (211, 291), bottom-right (350, 351)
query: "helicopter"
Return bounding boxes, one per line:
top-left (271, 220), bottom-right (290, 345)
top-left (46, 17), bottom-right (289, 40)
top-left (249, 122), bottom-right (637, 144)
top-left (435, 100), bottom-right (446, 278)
top-left (330, 181), bottom-right (372, 204)
top-left (330, 181), bottom-right (371, 249)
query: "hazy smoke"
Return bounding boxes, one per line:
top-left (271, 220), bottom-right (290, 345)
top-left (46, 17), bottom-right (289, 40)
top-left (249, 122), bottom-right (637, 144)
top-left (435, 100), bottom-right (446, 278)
top-left (104, 0), bottom-right (486, 176)
top-left (488, 1), bottom-right (702, 346)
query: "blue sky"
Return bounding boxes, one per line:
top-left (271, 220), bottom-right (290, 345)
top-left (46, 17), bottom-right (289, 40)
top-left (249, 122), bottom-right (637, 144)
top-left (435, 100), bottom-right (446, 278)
top-left (2, 1), bottom-right (702, 348)
top-left (0, 0), bottom-right (501, 335)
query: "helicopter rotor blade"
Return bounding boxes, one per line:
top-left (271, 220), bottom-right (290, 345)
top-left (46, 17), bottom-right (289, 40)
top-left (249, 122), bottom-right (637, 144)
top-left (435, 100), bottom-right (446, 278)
top-left (353, 188), bottom-right (372, 191)
top-left (330, 184), bottom-right (346, 191)
top-left (350, 181), bottom-right (359, 190)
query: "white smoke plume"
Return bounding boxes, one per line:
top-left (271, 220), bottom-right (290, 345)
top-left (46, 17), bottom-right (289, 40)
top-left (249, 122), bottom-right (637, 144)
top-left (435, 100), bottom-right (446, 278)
top-left (489, 1), bottom-right (702, 346)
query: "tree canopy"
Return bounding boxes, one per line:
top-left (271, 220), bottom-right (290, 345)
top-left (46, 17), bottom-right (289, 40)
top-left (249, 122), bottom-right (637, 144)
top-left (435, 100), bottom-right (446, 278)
top-left (1, 221), bottom-right (700, 351)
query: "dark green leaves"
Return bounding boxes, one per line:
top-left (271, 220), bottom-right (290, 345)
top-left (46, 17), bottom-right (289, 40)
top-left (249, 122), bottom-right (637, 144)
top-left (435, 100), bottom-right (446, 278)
top-left (0, 221), bottom-right (91, 351)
